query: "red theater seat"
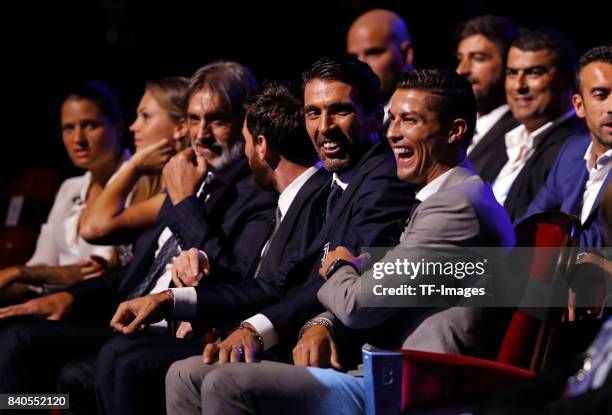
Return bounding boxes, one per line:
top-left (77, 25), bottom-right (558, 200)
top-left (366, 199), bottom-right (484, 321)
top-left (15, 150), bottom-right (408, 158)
top-left (363, 211), bottom-right (582, 414)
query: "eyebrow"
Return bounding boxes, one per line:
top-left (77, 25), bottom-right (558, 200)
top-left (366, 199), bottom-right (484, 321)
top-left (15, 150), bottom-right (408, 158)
top-left (304, 102), bottom-right (356, 112)
top-left (507, 65), bottom-right (548, 72)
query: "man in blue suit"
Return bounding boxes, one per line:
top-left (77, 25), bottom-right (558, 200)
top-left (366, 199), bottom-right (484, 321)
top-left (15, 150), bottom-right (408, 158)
top-left (521, 45), bottom-right (612, 248)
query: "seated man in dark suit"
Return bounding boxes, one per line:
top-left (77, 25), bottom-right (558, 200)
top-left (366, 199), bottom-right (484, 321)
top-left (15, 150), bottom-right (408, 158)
top-left (164, 70), bottom-right (515, 415)
top-left (0, 61), bottom-right (278, 401)
top-left (521, 45), bottom-right (612, 248)
top-left (491, 29), bottom-right (586, 221)
top-left (455, 15), bottom-right (520, 180)
top-left (90, 81), bottom-right (331, 415)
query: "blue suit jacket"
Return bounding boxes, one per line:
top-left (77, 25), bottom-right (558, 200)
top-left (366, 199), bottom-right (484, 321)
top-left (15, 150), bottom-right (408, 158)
top-left (66, 158), bottom-right (278, 315)
top-left (521, 133), bottom-right (611, 248)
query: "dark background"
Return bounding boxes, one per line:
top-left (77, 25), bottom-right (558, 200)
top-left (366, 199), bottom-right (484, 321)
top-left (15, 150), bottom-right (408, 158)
top-left (2, 0), bottom-right (610, 189)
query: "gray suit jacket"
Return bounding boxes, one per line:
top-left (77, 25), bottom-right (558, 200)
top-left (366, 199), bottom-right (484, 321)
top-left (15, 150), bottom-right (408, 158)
top-left (317, 160), bottom-right (516, 358)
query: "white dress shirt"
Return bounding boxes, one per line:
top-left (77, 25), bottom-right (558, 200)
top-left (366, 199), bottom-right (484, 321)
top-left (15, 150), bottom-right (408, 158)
top-left (581, 143), bottom-right (612, 223)
top-left (26, 152), bottom-right (131, 267)
top-left (467, 104), bottom-right (511, 155)
top-left (171, 165), bottom-right (322, 348)
top-left (492, 110), bottom-right (575, 205)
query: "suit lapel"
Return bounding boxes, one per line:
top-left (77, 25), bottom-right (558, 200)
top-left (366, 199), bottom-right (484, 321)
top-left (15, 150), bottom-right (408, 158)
top-left (204, 158), bottom-right (250, 213)
top-left (323, 141), bottom-right (391, 227)
top-left (264, 169), bottom-right (330, 260)
top-left (469, 109), bottom-right (518, 182)
top-left (585, 170), bottom-right (612, 223)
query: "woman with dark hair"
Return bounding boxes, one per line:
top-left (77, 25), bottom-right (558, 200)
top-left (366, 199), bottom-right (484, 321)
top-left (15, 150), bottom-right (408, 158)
top-left (0, 81), bottom-right (130, 301)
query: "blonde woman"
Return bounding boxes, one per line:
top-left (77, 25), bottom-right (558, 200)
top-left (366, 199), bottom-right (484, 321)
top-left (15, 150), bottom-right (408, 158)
top-left (79, 77), bottom-right (189, 257)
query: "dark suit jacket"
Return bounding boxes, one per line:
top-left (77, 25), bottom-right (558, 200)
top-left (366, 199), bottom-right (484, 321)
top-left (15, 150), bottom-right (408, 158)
top-left (503, 115), bottom-right (586, 221)
top-left (192, 167), bottom-right (332, 325)
top-left (66, 158), bottom-right (277, 315)
top-left (256, 141), bottom-right (416, 353)
top-left (469, 108), bottom-right (520, 183)
top-left (519, 133), bottom-right (611, 248)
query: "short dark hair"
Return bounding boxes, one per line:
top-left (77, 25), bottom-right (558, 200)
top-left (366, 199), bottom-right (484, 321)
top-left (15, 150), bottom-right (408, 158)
top-left (244, 81), bottom-right (318, 166)
top-left (396, 69), bottom-right (476, 145)
top-left (63, 81), bottom-right (123, 124)
top-left (187, 61), bottom-right (257, 118)
top-left (575, 45), bottom-right (612, 94)
top-left (456, 15), bottom-right (519, 58)
top-left (302, 55), bottom-right (382, 113)
top-left (511, 29), bottom-right (577, 83)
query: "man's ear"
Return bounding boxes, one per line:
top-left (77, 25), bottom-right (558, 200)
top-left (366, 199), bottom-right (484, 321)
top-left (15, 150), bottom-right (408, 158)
top-left (400, 41), bottom-right (414, 69)
top-left (256, 134), bottom-right (268, 160)
top-left (572, 93), bottom-right (586, 119)
top-left (448, 118), bottom-right (468, 144)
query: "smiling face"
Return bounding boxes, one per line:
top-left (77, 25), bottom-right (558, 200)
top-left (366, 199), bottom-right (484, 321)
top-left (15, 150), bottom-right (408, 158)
top-left (61, 98), bottom-right (121, 171)
top-left (187, 88), bottom-right (244, 170)
top-left (386, 89), bottom-right (455, 186)
top-left (304, 79), bottom-right (380, 172)
top-left (505, 47), bottom-right (569, 132)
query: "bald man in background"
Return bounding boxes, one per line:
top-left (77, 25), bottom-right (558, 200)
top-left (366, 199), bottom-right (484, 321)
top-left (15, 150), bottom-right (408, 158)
top-left (347, 8), bottom-right (414, 117)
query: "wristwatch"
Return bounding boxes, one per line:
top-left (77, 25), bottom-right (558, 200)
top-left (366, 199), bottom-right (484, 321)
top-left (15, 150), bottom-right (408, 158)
top-left (325, 258), bottom-right (359, 279)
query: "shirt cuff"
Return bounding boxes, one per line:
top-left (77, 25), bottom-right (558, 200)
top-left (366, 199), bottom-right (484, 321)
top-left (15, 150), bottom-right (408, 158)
top-left (170, 287), bottom-right (197, 320)
top-left (243, 314), bottom-right (278, 350)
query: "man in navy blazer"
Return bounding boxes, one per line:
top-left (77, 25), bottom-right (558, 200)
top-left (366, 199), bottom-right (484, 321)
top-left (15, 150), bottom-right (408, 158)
top-left (455, 15), bottom-right (520, 180)
top-left (521, 46), bottom-right (612, 248)
top-left (0, 62), bottom-right (277, 398)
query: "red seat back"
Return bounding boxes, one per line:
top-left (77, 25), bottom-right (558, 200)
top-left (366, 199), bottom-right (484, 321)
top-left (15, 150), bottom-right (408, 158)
top-left (497, 212), bottom-right (581, 371)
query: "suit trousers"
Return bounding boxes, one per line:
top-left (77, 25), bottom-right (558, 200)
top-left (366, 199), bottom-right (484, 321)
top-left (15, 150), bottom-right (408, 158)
top-left (95, 333), bottom-right (203, 415)
top-left (0, 316), bottom-right (112, 395)
top-left (165, 357), bottom-right (365, 415)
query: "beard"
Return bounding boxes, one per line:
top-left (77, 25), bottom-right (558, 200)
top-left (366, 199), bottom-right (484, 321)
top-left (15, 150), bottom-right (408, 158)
top-left (192, 139), bottom-right (245, 171)
top-left (251, 160), bottom-right (274, 191)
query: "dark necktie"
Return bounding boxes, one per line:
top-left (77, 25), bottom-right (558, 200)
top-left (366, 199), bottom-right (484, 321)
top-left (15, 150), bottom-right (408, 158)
top-left (127, 172), bottom-right (216, 299)
top-left (253, 207), bottom-right (282, 278)
top-left (325, 181), bottom-right (343, 222)
top-left (127, 235), bottom-right (179, 299)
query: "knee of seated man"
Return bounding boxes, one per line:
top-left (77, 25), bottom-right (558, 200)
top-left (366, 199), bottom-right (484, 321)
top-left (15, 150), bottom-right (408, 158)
top-left (96, 336), bottom-right (134, 370)
top-left (201, 364), bottom-right (255, 397)
top-left (167, 356), bottom-right (215, 392)
top-left (0, 320), bottom-right (43, 355)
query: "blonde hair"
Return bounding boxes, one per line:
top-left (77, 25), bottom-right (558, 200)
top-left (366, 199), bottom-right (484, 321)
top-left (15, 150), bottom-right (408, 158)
top-left (131, 76), bottom-right (190, 203)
